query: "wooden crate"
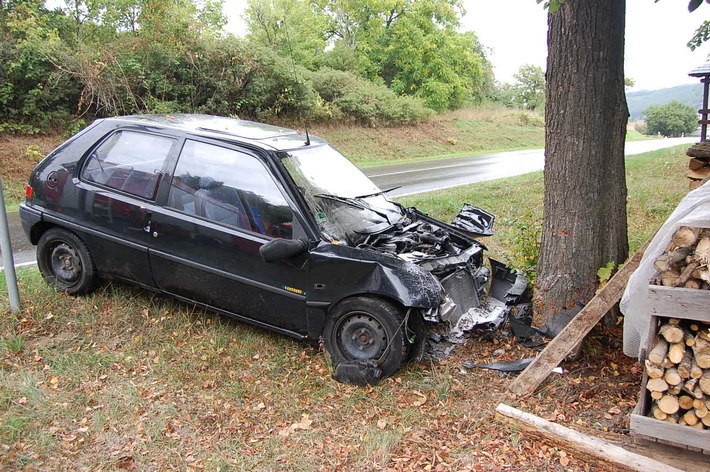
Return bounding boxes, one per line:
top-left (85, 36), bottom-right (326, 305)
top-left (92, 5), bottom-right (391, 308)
top-left (630, 285), bottom-right (710, 454)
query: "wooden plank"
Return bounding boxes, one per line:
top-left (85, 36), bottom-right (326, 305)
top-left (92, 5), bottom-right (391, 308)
top-left (508, 240), bottom-right (650, 397)
top-left (648, 285), bottom-right (710, 322)
top-left (626, 438), bottom-right (710, 470)
top-left (630, 413), bottom-right (710, 453)
top-left (495, 403), bottom-right (683, 472)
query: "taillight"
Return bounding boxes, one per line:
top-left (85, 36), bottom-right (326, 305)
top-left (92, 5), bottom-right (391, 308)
top-left (25, 185), bottom-right (34, 199)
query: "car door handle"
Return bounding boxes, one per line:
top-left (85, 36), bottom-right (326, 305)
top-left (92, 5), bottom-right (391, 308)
top-left (140, 211), bottom-right (158, 237)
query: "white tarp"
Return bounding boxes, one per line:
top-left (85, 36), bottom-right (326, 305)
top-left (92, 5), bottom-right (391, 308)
top-left (621, 183), bottom-right (710, 358)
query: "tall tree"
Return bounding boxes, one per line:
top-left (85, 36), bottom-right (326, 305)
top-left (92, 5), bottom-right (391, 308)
top-left (512, 64), bottom-right (546, 111)
top-left (534, 0), bottom-right (629, 324)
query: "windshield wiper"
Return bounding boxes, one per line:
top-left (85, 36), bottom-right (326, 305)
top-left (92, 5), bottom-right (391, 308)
top-left (354, 186), bottom-right (402, 199)
top-left (314, 193), bottom-right (391, 222)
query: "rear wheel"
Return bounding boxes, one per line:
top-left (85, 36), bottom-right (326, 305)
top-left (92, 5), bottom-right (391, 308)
top-left (323, 297), bottom-right (408, 380)
top-left (37, 228), bottom-right (97, 295)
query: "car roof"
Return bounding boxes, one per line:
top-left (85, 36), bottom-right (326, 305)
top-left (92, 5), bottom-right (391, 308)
top-left (110, 114), bottom-right (324, 151)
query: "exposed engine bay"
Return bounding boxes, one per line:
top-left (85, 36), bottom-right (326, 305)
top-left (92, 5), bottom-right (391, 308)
top-left (356, 207), bottom-right (528, 339)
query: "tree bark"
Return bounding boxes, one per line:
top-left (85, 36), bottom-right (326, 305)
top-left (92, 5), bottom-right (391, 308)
top-left (534, 0), bottom-right (629, 324)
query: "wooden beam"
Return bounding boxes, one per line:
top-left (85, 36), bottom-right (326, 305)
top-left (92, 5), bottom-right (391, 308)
top-left (508, 239), bottom-right (650, 397)
top-left (495, 403), bottom-right (683, 472)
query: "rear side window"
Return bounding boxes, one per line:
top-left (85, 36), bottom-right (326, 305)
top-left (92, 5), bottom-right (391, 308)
top-left (168, 140), bottom-right (295, 238)
top-left (82, 131), bottom-right (175, 200)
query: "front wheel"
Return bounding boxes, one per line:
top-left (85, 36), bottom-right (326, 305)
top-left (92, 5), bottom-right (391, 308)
top-left (37, 228), bottom-right (97, 295)
top-left (323, 297), bottom-right (409, 384)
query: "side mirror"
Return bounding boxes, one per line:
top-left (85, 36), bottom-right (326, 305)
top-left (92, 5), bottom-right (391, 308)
top-left (259, 238), bottom-right (308, 263)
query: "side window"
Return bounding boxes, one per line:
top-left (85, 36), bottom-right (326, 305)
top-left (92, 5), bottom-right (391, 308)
top-left (82, 131), bottom-right (174, 200)
top-left (168, 140), bottom-right (295, 238)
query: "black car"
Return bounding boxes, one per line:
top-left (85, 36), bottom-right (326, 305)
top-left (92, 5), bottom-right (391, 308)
top-left (20, 114), bottom-right (526, 385)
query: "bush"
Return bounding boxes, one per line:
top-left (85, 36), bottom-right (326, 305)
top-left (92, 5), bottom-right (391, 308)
top-left (309, 68), bottom-right (432, 126)
top-left (644, 101), bottom-right (698, 137)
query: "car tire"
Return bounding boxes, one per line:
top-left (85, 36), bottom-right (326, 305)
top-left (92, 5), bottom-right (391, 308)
top-left (323, 297), bottom-right (409, 381)
top-left (37, 228), bottom-right (97, 295)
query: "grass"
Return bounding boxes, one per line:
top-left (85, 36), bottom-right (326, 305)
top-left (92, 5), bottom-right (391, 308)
top-left (0, 144), bottom-right (692, 470)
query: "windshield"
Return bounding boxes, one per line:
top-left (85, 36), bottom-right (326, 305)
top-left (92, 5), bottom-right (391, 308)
top-left (280, 144), bottom-right (404, 243)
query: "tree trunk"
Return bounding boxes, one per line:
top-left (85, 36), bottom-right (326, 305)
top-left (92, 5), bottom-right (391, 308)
top-left (534, 0), bottom-right (629, 325)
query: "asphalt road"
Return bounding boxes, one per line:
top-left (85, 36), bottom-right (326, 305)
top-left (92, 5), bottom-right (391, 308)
top-left (0, 137), bottom-right (698, 269)
top-left (364, 137), bottom-right (698, 197)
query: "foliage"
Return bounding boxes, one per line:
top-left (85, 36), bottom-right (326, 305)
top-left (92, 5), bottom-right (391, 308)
top-left (308, 68), bottom-right (431, 125)
top-left (644, 100), bottom-right (698, 136)
top-left (501, 209), bottom-right (542, 284)
top-left (633, 121), bottom-right (648, 135)
top-left (0, 0), bottom-right (440, 131)
top-left (511, 64), bottom-right (546, 111)
top-left (0, 1), bottom-right (81, 130)
top-left (687, 0), bottom-right (710, 50)
top-left (246, 0), bottom-right (494, 111)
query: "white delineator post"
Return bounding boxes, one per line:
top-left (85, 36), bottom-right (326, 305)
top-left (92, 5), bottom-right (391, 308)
top-left (0, 176), bottom-right (21, 313)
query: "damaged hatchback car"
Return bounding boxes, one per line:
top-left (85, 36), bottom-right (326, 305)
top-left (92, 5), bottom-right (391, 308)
top-left (20, 115), bottom-right (527, 385)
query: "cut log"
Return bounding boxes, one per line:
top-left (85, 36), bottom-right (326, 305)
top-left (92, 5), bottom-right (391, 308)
top-left (663, 367), bottom-right (682, 386)
top-left (661, 270), bottom-right (681, 287)
top-left (651, 390), bottom-right (664, 400)
top-left (648, 337), bottom-right (669, 364)
top-left (654, 248), bottom-right (689, 273)
top-left (677, 348), bottom-right (693, 379)
top-left (700, 371), bottom-right (710, 396)
top-left (644, 359), bottom-right (665, 379)
top-left (657, 394), bottom-right (680, 415)
top-left (683, 378), bottom-right (699, 396)
top-left (703, 415), bottom-right (710, 427)
top-left (684, 331), bottom-right (696, 347)
top-left (683, 410), bottom-right (700, 426)
top-left (667, 342), bottom-right (686, 364)
top-left (693, 385), bottom-right (705, 400)
top-left (651, 404), bottom-right (667, 420)
top-left (684, 279), bottom-right (702, 289)
top-left (688, 157), bottom-right (709, 170)
top-left (678, 395), bottom-right (695, 410)
top-left (662, 356), bottom-right (675, 369)
top-left (658, 324), bottom-right (684, 344)
top-left (668, 384), bottom-right (682, 396)
top-left (696, 404), bottom-right (709, 419)
top-left (690, 357), bottom-right (703, 379)
top-left (671, 226), bottom-right (701, 248)
top-left (673, 261), bottom-right (700, 287)
top-left (687, 167), bottom-right (710, 180)
top-left (646, 377), bottom-right (669, 393)
top-left (693, 236), bottom-right (710, 265)
top-left (692, 334), bottom-right (710, 369)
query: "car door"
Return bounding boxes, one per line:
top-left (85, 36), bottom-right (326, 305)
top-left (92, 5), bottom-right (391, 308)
top-left (76, 129), bottom-right (178, 287)
top-left (148, 139), bottom-right (310, 335)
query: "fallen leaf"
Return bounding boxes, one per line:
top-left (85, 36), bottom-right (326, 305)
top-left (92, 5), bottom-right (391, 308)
top-left (377, 419), bottom-right (387, 429)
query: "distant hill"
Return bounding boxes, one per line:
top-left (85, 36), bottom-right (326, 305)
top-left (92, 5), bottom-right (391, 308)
top-left (627, 83), bottom-right (702, 121)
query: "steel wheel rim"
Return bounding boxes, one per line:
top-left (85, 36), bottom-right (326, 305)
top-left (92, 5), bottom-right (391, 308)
top-left (336, 311), bottom-right (388, 362)
top-left (49, 242), bottom-right (82, 283)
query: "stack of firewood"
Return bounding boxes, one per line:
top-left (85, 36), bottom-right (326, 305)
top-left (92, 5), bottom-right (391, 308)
top-left (686, 143), bottom-right (710, 190)
top-left (651, 226), bottom-right (710, 289)
top-left (644, 318), bottom-right (710, 428)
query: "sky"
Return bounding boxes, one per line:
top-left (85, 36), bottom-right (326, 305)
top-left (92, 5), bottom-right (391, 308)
top-left (222, 0), bottom-right (710, 93)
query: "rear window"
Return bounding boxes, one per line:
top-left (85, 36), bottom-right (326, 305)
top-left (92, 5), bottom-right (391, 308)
top-left (82, 131), bottom-right (175, 200)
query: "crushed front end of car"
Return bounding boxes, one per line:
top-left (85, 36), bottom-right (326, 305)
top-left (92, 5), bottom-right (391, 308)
top-left (356, 207), bottom-right (528, 340)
